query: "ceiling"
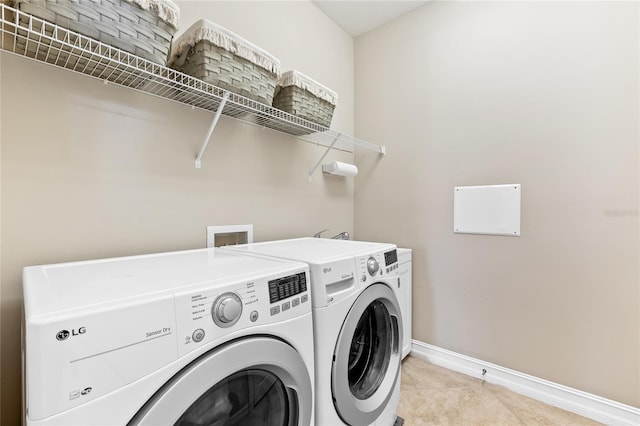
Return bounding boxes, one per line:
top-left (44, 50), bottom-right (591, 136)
top-left (312, 1), bottom-right (429, 37)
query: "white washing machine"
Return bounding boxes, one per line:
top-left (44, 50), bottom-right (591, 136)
top-left (22, 248), bottom-right (315, 425)
top-left (223, 238), bottom-right (403, 426)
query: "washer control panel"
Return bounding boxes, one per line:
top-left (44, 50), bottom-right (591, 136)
top-left (358, 249), bottom-right (399, 283)
top-left (174, 268), bottom-right (310, 357)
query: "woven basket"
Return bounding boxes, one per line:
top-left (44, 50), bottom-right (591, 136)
top-left (273, 85), bottom-right (336, 128)
top-left (171, 41), bottom-right (278, 106)
top-left (272, 71), bottom-right (337, 129)
top-left (14, 0), bottom-right (179, 65)
top-left (168, 20), bottom-right (280, 106)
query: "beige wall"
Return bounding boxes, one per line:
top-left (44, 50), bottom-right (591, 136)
top-left (0, 1), bottom-right (354, 422)
top-left (354, 1), bottom-right (639, 408)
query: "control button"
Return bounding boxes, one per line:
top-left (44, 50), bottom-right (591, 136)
top-left (301, 294), bottom-right (309, 303)
top-left (292, 298), bottom-right (300, 307)
top-left (250, 311), bottom-right (259, 322)
top-left (367, 257), bottom-right (379, 276)
top-left (386, 267), bottom-right (390, 273)
top-left (212, 292), bottom-right (243, 328)
top-left (219, 297), bottom-right (242, 321)
top-left (192, 329), bottom-right (205, 343)
top-left (361, 274), bottom-right (367, 282)
top-left (270, 305), bottom-right (280, 316)
top-left (282, 301), bottom-right (291, 311)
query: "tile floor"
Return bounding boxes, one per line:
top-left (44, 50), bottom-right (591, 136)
top-left (398, 356), bottom-right (601, 425)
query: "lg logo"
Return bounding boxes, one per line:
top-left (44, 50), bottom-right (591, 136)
top-left (56, 327), bottom-right (86, 341)
top-left (323, 267), bottom-right (332, 273)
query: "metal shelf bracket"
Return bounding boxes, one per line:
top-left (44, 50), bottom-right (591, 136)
top-left (195, 91), bottom-right (230, 169)
top-left (308, 134), bottom-right (341, 182)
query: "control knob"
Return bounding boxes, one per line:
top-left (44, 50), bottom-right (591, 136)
top-left (212, 292), bottom-right (243, 328)
top-left (366, 257), bottom-right (379, 276)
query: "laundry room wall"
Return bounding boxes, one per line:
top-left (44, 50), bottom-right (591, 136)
top-left (0, 1), bottom-right (354, 422)
top-left (354, 1), bottom-right (639, 408)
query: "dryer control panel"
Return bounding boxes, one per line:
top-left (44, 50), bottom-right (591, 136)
top-left (268, 272), bottom-right (307, 303)
top-left (174, 268), bottom-right (311, 358)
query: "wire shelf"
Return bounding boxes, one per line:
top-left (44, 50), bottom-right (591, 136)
top-left (0, 4), bottom-right (385, 156)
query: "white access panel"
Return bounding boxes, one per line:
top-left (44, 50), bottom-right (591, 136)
top-left (453, 184), bottom-right (521, 236)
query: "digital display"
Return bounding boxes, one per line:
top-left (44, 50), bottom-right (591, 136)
top-left (384, 249), bottom-right (398, 266)
top-left (268, 272), bottom-right (307, 303)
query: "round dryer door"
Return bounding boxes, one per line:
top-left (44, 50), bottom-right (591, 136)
top-left (332, 283), bottom-right (402, 425)
top-left (129, 337), bottom-right (312, 426)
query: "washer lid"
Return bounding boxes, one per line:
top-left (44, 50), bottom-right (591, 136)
top-left (226, 237), bottom-right (396, 264)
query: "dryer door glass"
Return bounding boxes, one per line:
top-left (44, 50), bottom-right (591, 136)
top-left (349, 300), bottom-right (392, 399)
top-left (129, 337), bottom-right (312, 426)
top-left (176, 369), bottom-right (292, 426)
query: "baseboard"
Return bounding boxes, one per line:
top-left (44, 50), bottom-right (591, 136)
top-left (410, 340), bottom-right (640, 426)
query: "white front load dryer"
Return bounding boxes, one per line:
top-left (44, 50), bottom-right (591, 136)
top-left (22, 248), bottom-right (314, 426)
top-left (223, 238), bottom-right (403, 426)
